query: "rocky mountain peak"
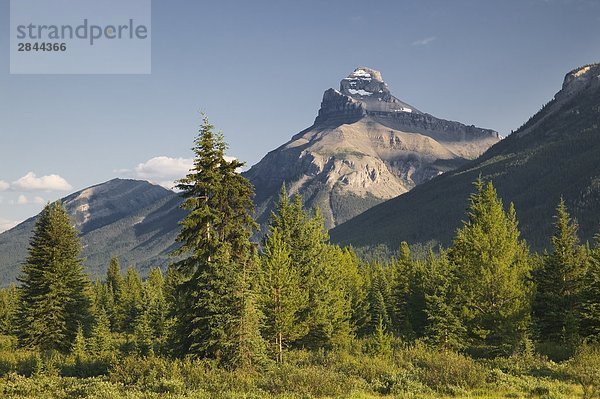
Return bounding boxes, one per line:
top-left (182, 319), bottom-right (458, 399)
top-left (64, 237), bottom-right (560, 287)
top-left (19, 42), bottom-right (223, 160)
top-left (340, 67), bottom-right (389, 99)
top-left (315, 67), bottom-right (421, 126)
top-left (346, 67), bottom-right (384, 82)
top-left (560, 63), bottom-right (600, 98)
top-left (245, 67), bottom-right (500, 229)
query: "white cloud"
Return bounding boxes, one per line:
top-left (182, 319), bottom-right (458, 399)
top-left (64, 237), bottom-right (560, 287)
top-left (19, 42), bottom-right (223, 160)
top-left (12, 172), bottom-right (73, 192)
top-left (118, 155), bottom-right (242, 190)
top-left (0, 219), bottom-right (18, 233)
top-left (0, 181), bottom-right (8, 191)
top-left (411, 36), bottom-right (436, 46)
top-left (131, 156), bottom-right (193, 189)
top-left (33, 196), bottom-right (46, 205)
top-left (16, 194), bottom-right (28, 205)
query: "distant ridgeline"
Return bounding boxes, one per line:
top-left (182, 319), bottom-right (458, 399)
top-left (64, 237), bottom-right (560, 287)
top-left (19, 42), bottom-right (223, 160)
top-left (331, 63), bottom-right (600, 252)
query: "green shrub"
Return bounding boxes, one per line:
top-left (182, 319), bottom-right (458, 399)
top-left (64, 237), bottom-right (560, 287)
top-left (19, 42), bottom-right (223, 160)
top-left (16, 352), bottom-right (42, 377)
top-left (567, 343), bottom-right (600, 399)
top-left (109, 355), bottom-right (172, 388)
top-left (0, 335), bottom-right (17, 351)
top-left (259, 363), bottom-right (361, 397)
top-left (406, 344), bottom-right (487, 393)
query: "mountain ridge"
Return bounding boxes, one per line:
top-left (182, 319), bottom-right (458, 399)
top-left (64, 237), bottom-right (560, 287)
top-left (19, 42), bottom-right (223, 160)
top-left (330, 63), bottom-right (600, 251)
top-left (0, 178), bottom-right (185, 286)
top-left (243, 67), bottom-right (500, 228)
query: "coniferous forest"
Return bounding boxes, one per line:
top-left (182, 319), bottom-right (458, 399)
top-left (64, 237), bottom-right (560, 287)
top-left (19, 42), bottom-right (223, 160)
top-left (1, 117), bottom-right (600, 399)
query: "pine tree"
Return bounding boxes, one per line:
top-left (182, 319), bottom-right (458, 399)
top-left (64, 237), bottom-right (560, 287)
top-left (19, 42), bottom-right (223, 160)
top-left (17, 202), bottom-right (92, 352)
top-left (336, 247), bottom-right (369, 338)
top-left (368, 316), bottom-right (393, 357)
top-left (144, 268), bottom-right (168, 345)
top-left (89, 308), bottom-right (112, 356)
top-left (315, 243), bottom-right (353, 348)
top-left (122, 267), bottom-right (144, 334)
top-left (581, 234), bottom-right (600, 340)
top-left (365, 263), bottom-right (393, 335)
top-left (268, 188), bottom-right (351, 350)
top-left (105, 257), bottom-right (125, 332)
top-left (171, 115), bottom-right (265, 368)
top-left (405, 259), bottom-right (428, 339)
top-left (449, 179), bottom-right (532, 355)
top-left (422, 251), bottom-right (466, 350)
top-left (533, 199), bottom-right (588, 346)
top-left (91, 278), bottom-right (114, 324)
top-left (259, 227), bottom-right (308, 362)
top-left (0, 285), bottom-right (18, 335)
top-left (72, 324), bottom-right (87, 360)
top-left (392, 242), bottom-right (412, 337)
top-left (133, 310), bottom-right (154, 356)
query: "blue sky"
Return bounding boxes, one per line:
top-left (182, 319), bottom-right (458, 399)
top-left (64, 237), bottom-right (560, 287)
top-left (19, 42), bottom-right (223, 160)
top-left (1, 0), bottom-right (599, 231)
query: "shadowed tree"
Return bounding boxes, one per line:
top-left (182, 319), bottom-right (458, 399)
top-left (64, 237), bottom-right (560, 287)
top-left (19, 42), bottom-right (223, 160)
top-left (17, 202), bottom-right (92, 352)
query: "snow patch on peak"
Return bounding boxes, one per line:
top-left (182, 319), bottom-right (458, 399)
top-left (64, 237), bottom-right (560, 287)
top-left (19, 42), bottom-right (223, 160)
top-left (347, 67), bottom-right (383, 82)
top-left (348, 88), bottom-right (372, 96)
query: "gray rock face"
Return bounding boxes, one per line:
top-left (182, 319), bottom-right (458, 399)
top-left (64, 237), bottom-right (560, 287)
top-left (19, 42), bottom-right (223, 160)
top-left (559, 64), bottom-right (600, 99)
top-left (244, 67), bottom-right (500, 229)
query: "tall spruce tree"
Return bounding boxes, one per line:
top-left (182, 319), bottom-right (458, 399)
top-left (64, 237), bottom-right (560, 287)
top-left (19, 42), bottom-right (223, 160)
top-left (144, 268), bottom-right (168, 345)
top-left (89, 307), bottom-right (112, 356)
top-left (422, 251), bottom-right (466, 350)
top-left (449, 179), bottom-right (531, 355)
top-left (122, 267), bottom-right (144, 334)
top-left (533, 199), bottom-right (588, 345)
top-left (267, 186), bottom-right (351, 350)
top-left (17, 202), bottom-right (92, 352)
top-left (171, 115), bottom-right (264, 368)
top-left (392, 242), bottom-right (413, 337)
top-left (365, 263), bottom-right (393, 335)
top-left (105, 257), bottom-right (125, 332)
top-left (581, 234), bottom-right (600, 340)
top-left (335, 247), bottom-right (369, 338)
top-left (259, 227), bottom-right (308, 362)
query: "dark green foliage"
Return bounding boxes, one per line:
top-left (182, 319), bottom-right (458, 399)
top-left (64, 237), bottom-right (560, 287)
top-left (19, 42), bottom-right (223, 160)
top-left (533, 199), bottom-right (589, 348)
top-left (170, 115), bottom-right (265, 367)
top-left (391, 242), bottom-right (412, 337)
top-left (122, 267), bottom-right (144, 334)
top-left (581, 234), bottom-right (600, 339)
top-left (449, 179), bottom-right (532, 355)
top-left (17, 202), bottom-right (92, 352)
top-left (105, 257), bottom-right (125, 332)
top-left (365, 263), bottom-right (393, 335)
top-left (422, 251), bottom-right (466, 350)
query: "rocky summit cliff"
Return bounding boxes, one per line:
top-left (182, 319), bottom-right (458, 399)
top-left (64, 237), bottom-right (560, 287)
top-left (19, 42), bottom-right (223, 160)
top-left (243, 67), bottom-right (500, 228)
top-left (330, 63), bottom-right (600, 251)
